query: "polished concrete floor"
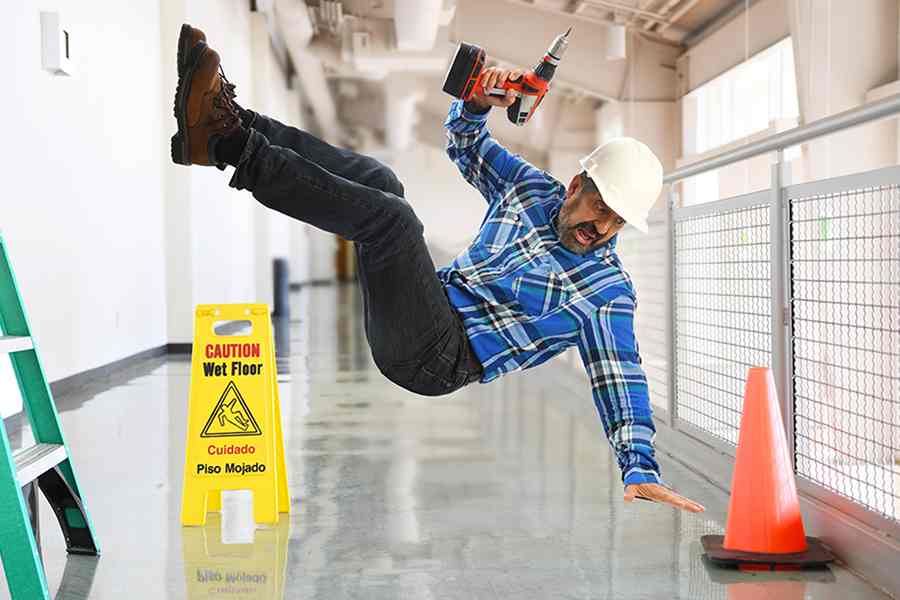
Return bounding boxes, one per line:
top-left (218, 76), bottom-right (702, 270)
top-left (1, 284), bottom-right (893, 599)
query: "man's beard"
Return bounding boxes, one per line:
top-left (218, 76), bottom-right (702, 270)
top-left (555, 212), bottom-right (601, 255)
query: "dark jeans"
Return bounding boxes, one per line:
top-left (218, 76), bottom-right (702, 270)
top-left (228, 111), bottom-right (483, 396)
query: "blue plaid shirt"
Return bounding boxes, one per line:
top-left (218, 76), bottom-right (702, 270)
top-left (436, 99), bottom-right (660, 486)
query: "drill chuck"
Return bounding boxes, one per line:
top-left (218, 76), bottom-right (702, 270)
top-left (547, 26), bottom-right (573, 64)
top-left (534, 26), bottom-right (572, 83)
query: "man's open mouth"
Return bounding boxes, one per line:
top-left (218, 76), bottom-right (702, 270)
top-left (574, 224), bottom-right (598, 246)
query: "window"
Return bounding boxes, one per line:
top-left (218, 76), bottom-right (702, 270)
top-left (683, 37), bottom-right (799, 155)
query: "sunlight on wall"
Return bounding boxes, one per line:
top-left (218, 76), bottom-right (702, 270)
top-left (681, 37), bottom-right (799, 206)
top-left (683, 37), bottom-right (798, 155)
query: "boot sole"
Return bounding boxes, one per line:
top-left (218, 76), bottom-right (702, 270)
top-left (176, 23), bottom-right (193, 77)
top-left (171, 40), bottom-right (208, 166)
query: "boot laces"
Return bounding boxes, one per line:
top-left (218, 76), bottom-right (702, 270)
top-left (212, 66), bottom-right (240, 131)
top-left (220, 66), bottom-right (238, 102)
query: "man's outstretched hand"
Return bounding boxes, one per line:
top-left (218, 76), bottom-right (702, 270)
top-left (624, 483), bottom-right (705, 513)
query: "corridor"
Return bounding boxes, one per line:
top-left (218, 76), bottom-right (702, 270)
top-left (2, 284), bottom-right (889, 599)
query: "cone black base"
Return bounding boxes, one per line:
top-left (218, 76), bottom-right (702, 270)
top-left (702, 535), bottom-right (834, 569)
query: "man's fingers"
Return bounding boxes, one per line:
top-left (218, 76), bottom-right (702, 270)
top-left (488, 69), bottom-right (499, 91)
top-left (680, 497), bottom-right (706, 513)
top-left (655, 488), bottom-right (706, 513)
top-left (483, 67), bottom-right (522, 94)
top-left (481, 69), bottom-right (494, 91)
top-left (624, 484), bottom-right (706, 513)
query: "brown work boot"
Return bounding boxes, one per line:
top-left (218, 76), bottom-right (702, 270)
top-left (171, 43), bottom-right (241, 167)
top-left (177, 23), bottom-right (206, 76)
top-left (175, 24), bottom-right (240, 112)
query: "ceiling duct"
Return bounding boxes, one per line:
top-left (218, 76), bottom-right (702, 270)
top-left (605, 20), bottom-right (626, 60)
top-left (384, 88), bottom-right (426, 151)
top-left (393, 0), bottom-right (445, 51)
top-left (309, 0), bottom-right (345, 36)
top-left (272, 0), bottom-right (342, 141)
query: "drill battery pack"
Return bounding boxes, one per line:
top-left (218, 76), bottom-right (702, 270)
top-left (442, 42), bottom-right (486, 101)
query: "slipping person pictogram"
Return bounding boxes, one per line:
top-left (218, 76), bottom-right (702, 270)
top-left (170, 24), bottom-right (704, 513)
top-left (217, 398), bottom-right (249, 431)
top-left (201, 381), bottom-right (262, 438)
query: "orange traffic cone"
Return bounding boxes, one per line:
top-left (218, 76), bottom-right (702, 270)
top-left (702, 367), bottom-right (833, 569)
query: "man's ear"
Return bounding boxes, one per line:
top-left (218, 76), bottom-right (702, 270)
top-left (567, 174), bottom-right (581, 198)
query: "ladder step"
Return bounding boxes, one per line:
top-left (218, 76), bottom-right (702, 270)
top-left (13, 443), bottom-right (67, 485)
top-left (0, 335), bottom-right (33, 354)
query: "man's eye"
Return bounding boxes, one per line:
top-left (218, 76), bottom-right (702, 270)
top-left (616, 218), bottom-right (625, 225)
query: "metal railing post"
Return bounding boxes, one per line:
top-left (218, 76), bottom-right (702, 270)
top-left (769, 150), bottom-right (793, 462)
top-left (780, 160), bottom-right (795, 466)
top-left (666, 185), bottom-right (678, 428)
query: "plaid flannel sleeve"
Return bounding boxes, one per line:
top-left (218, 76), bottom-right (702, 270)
top-left (575, 294), bottom-right (662, 486)
top-left (443, 99), bottom-right (542, 204)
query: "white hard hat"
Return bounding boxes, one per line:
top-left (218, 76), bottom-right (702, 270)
top-left (578, 137), bottom-right (663, 234)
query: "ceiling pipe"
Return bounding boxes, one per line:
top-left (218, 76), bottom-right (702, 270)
top-left (582, 0), bottom-right (674, 25)
top-left (638, 0), bottom-right (680, 31)
top-left (501, 0), bottom-right (682, 48)
top-left (272, 0), bottom-right (342, 142)
top-left (655, 0), bottom-right (703, 33)
top-left (626, 0), bottom-right (661, 31)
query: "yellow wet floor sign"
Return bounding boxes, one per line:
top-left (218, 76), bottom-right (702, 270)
top-left (182, 304), bottom-right (289, 525)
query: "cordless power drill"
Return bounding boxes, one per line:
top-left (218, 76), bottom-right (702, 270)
top-left (442, 27), bottom-right (573, 126)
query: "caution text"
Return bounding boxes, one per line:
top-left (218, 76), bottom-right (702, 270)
top-left (205, 343), bottom-right (261, 359)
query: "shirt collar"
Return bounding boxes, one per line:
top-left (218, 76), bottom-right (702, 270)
top-left (548, 194), bottom-right (617, 259)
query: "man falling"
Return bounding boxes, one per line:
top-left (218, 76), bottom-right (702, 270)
top-left (171, 25), bottom-right (704, 513)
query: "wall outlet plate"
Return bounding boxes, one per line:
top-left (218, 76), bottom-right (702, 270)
top-left (41, 12), bottom-right (74, 76)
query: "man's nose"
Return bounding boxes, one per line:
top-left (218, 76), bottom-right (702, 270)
top-left (594, 219), bottom-right (613, 236)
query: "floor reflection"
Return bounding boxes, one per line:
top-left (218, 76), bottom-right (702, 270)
top-left (52, 555), bottom-right (99, 600)
top-left (700, 554), bottom-right (836, 600)
top-left (181, 513), bottom-right (289, 599)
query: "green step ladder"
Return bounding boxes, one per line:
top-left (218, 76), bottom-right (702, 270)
top-left (0, 235), bottom-right (99, 599)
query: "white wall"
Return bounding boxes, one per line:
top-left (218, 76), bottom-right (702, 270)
top-left (1, 1), bottom-right (168, 381)
top-left (389, 137), bottom-right (489, 258)
top-left (160, 1), bottom-right (304, 343)
top-left (249, 12), bottom-right (296, 308)
top-left (789, 0), bottom-right (898, 181)
top-left (187, 4), bottom-right (257, 310)
top-left (0, 1), bottom-right (302, 396)
top-left (679, 0), bottom-right (790, 92)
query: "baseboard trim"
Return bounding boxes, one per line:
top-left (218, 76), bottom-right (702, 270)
top-left (289, 278), bottom-right (355, 291)
top-left (290, 279), bottom-right (326, 290)
top-left (50, 345), bottom-right (169, 399)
